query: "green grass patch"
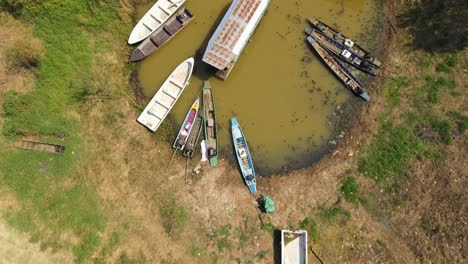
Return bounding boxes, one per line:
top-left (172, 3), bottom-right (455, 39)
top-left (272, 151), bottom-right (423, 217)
top-left (0, 0), bottom-right (130, 261)
top-left (208, 224), bottom-right (233, 252)
top-left (424, 76), bottom-right (456, 104)
top-left (449, 111), bottom-right (468, 133)
top-left (359, 124), bottom-right (421, 192)
top-left (432, 118), bottom-right (453, 144)
top-left (260, 222), bottom-right (276, 238)
top-left (340, 176), bottom-right (366, 204)
top-left (436, 54), bottom-right (458, 72)
top-left (73, 231), bottom-right (101, 263)
top-left (318, 205), bottom-right (351, 225)
top-left (189, 243), bottom-right (204, 257)
top-left (383, 76), bottom-right (411, 108)
top-left (159, 193), bottom-right (188, 238)
top-left (299, 217), bottom-right (319, 242)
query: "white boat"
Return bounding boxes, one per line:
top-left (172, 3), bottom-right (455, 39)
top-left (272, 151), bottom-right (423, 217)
top-left (281, 230), bottom-right (308, 264)
top-left (137, 58), bottom-right (194, 132)
top-left (202, 0), bottom-right (270, 79)
top-left (128, 0), bottom-right (186, 45)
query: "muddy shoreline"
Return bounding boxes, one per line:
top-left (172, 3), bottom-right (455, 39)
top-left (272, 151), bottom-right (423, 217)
top-left (129, 0), bottom-right (391, 176)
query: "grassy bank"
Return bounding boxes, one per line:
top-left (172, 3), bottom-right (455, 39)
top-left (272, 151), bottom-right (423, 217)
top-left (0, 0), bottom-right (132, 262)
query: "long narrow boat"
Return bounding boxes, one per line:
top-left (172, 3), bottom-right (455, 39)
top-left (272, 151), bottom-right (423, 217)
top-left (202, 81), bottom-right (218, 166)
top-left (281, 230), bottom-right (308, 264)
top-left (129, 8), bottom-right (194, 62)
top-left (308, 17), bottom-right (381, 67)
top-left (128, 0), bottom-right (186, 45)
top-left (202, 0), bottom-right (270, 79)
top-left (137, 57), bottom-right (194, 131)
top-left (305, 27), bottom-right (378, 76)
top-left (182, 114), bottom-right (203, 157)
top-left (231, 118), bottom-right (256, 193)
top-left (306, 36), bottom-right (369, 101)
top-left (173, 97), bottom-right (200, 150)
top-left (14, 140), bottom-right (65, 154)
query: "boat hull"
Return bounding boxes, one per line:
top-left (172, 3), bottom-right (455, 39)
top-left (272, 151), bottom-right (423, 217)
top-left (129, 8), bottom-right (194, 62)
top-left (305, 28), bottom-right (378, 76)
top-left (306, 36), bottom-right (369, 101)
top-left (128, 0), bottom-right (186, 45)
top-left (202, 81), bottom-right (218, 166)
top-left (173, 97), bottom-right (200, 150)
top-left (137, 58), bottom-right (194, 131)
top-left (182, 114), bottom-right (203, 157)
top-left (308, 17), bottom-right (381, 67)
top-left (231, 118), bottom-right (256, 193)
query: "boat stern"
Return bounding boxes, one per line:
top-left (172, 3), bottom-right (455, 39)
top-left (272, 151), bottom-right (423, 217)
top-left (359, 91), bottom-right (370, 101)
top-left (248, 183), bottom-right (257, 193)
top-left (306, 36), bottom-right (315, 44)
top-left (209, 156), bottom-right (218, 167)
top-left (305, 27), bottom-right (313, 36)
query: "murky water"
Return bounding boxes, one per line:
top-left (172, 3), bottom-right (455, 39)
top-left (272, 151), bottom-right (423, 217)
top-left (136, 0), bottom-right (378, 174)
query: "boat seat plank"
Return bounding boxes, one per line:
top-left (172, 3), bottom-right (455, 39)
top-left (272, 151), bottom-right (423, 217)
top-left (158, 5), bottom-right (171, 15)
top-left (142, 22), bottom-right (154, 31)
top-left (164, 84), bottom-right (181, 99)
top-left (164, 22), bottom-right (181, 35)
top-left (208, 118), bottom-right (214, 127)
top-left (150, 31), bottom-right (171, 47)
top-left (162, 89), bottom-right (176, 99)
top-left (148, 104), bottom-right (167, 119)
top-left (169, 79), bottom-right (184, 89)
top-left (139, 41), bottom-right (157, 56)
top-left (149, 13), bottom-right (163, 23)
top-left (155, 92), bottom-right (175, 108)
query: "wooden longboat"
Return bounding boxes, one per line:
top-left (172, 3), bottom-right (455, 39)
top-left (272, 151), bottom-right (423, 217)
top-left (308, 17), bottom-right (381, 67)
top-left (306, 36), bottom-right (370, 101)
top-left (137, 58), bottom-right (194, 132)
top-left (281, 230), bottom-right (308, 264)
top-left (202, 81), bottom-right (218, 166)
top-left (129, 8), bottom-right (193, 62)
top-left (14, 140), bottom-right (65, 154)
top-left (173, 97), bottom-right (200, 150)
top-left (182, 114), bottom-right (203, 157)
top-left (231, 118), bottom-right (256, 193)
top-left (305, 27), bottom-right (378, 76)
top-left (128, 0), bottom-right (186, 45)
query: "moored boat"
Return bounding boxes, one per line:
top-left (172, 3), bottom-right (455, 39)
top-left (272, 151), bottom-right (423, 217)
top-left (182, 114), bottom-right (203, 157)
top-left (128, 0), bottom-right (186, 45)
top-left (305, 27), bottom-right (378, 76)
top-left (202, 0), bottom-right (270, 79)
top-left (202, 81), bottom-right (218, 166)
top-left (308, 17), bottom-right (381, 67)
top-left (281, 230), bottom-right (308, 264)
top-left (137, 58), bottom-right (194, 131)
top-left (173, 97), bottom-right (200, 150)
top-left (231, 118), bottom-right (256, 193)
top-left (129, 8), bottom-right (194, 62)
top-left (306, 36), bottom-right (369, 101)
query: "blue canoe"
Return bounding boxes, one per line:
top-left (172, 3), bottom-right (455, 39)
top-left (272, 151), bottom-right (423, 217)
top-left (231, 118), bottom-right (256, 193)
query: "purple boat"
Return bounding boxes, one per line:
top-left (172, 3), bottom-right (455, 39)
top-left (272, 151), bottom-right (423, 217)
top-left (173, 97), bottom-right (200, 150)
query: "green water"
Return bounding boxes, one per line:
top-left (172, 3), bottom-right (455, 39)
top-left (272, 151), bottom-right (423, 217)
top-left (135, 0), bottom-right (379, 174)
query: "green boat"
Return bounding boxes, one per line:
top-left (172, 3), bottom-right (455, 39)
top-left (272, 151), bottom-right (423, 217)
top-left (202, 81), bottom-right (218, 167)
